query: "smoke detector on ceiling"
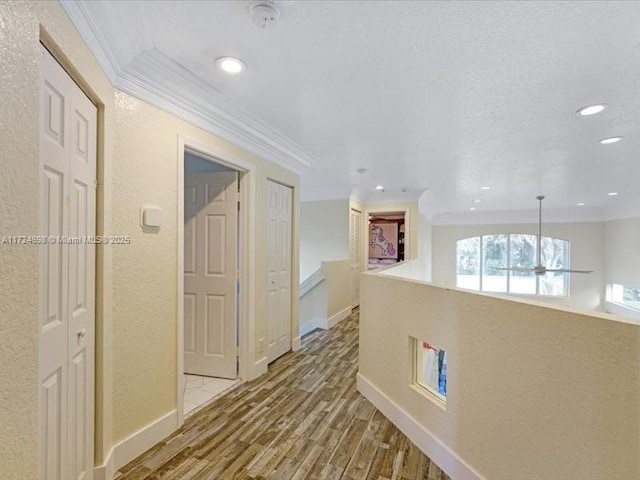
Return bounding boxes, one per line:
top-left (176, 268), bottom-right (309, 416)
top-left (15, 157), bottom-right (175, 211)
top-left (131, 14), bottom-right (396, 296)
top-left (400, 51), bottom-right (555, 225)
top-left (251, 2), bottom-right (280, 29)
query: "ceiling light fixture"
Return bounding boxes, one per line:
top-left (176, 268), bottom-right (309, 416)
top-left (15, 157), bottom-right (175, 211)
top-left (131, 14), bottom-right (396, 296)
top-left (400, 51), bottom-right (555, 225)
top-left (480, 186), bottom-right (491, 190)
top-left (470, 207), bottom-right (476, 211)
top-left (608, 192), bottom-right (618, 196)
top-left (577, 104), bottom-right (607, 116)
top-left (577, 202), bottom-right (585, 206)
top-left (375, 185), bottom-right (385, 191)
top-left (215, 56), bottom-right (247, 74)
top-left (599, 136), bottom-right (623, 145)
top-left (473, 199), bottom-right (481, 203)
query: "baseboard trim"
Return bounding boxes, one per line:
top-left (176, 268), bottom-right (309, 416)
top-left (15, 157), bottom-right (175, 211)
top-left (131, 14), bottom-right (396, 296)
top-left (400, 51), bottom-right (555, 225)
top-left (326, 305), bottom-right (352, 329)
top-left (94, 409), bottom-right (178, 480)
top-left (292, 336), bottom-right (301, 351)
top-left (357, 374), bottom-right (485, 480)
top-left (299, 317), bottom-right (324, 337)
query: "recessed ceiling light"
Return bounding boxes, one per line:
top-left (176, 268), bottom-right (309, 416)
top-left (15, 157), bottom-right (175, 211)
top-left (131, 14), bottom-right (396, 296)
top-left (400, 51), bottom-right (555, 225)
top-left (375, 185), bottom-right (385, 191)
top-left (480, 186), bottom-right (491, 190)
top-left (599, 136), bottom-right (623, 145)
top-left (608, 192), bottom-right (618, 196)
top-left (215, 56), bottom-right (247, 74)
top-left (470, 207), bottom-right (476, 211)
top-left (577, 104), bottom-right (607, 116)
top-left (473, 199), bottom-right (481, 203)
top-left (577, 202), bottom-right (585, 206)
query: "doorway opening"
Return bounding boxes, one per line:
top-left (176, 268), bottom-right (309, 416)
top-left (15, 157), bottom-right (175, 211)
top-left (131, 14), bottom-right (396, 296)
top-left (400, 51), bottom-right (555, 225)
top-left (367, 211), bottom-right (406, 270)
top-left (181, 151), bottom-right (243, 416)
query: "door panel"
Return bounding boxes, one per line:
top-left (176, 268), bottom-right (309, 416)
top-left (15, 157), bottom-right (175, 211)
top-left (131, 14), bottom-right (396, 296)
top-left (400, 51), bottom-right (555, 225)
top-left (266, 181), bottom-right (292, 363)
top-left (184, 170), bottom-right (238, 378)
top-left (39, 45), bottom-right (96, 480)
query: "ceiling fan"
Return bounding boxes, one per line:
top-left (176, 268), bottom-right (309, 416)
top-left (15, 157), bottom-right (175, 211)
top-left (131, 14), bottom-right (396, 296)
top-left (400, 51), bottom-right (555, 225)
top-left (499, 196), bottom-right (592, 276)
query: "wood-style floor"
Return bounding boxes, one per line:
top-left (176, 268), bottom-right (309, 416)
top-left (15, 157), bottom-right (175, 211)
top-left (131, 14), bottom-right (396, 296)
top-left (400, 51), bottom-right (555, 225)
top-left (116, 309), bottom-right (451, 480)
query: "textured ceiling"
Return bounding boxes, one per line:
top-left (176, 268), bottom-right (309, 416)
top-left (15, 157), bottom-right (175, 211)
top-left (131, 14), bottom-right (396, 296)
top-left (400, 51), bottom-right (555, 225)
top-left (64, 0), bottom-right (640, 222)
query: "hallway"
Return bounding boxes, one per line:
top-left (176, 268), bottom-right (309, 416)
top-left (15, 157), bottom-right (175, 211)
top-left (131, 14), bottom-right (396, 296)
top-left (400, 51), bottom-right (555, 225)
top-left (115, 310), bottom-right (450, 479)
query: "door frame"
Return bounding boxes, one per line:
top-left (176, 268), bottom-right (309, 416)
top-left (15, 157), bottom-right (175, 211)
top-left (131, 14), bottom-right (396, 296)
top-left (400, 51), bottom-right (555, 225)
top-left (364, 208), bottom-right (410, 267)
top-left (176, 136), bottom-right (256, 427)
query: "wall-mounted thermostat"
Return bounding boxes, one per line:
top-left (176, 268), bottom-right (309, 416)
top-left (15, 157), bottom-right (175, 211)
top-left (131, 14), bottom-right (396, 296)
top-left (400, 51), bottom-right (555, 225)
top-left (141, 206), bottom-right (163, 228)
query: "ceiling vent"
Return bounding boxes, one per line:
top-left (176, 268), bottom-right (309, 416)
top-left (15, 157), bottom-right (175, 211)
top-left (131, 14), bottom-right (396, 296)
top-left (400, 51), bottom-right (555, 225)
top-left (251, 2), bottom-right (280, 30)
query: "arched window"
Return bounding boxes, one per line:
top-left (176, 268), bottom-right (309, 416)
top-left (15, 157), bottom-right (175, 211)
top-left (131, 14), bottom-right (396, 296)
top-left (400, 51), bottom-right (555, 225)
top-left (456, 234), bottom-right (569, 296)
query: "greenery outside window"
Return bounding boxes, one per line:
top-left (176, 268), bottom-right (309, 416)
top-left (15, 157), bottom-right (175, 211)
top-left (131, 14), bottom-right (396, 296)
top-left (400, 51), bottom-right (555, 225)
top-left (457, 234), bottom-right (569, 296)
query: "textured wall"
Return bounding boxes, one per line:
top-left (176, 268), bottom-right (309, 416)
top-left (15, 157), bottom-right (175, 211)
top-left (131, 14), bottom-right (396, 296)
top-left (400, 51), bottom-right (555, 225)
top-left (605, 217), bottom-right (640, 288)
top-left (432, 221), bottom-right (605, 311)
top-left (299, 199), bottom-right (350, 280)
top-left (322, 260), bottom-right (351, 317)
top-left (111, 91), bottom-right (299, 443)
top-left (0, 4), bottom-right (40, 477)
top-left (0, 1), bottom-right (116, 476)
top-left (360, 266), bottom-right (640, 479)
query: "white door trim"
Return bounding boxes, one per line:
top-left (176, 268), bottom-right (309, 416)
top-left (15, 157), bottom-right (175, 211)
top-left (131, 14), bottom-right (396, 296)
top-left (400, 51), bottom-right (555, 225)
top-left (176, 136), bottom-right (256, 428)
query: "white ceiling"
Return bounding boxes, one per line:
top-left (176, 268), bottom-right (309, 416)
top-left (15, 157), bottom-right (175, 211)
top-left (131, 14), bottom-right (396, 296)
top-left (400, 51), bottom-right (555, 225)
top-left (62, 0), bottom-right (640, 223)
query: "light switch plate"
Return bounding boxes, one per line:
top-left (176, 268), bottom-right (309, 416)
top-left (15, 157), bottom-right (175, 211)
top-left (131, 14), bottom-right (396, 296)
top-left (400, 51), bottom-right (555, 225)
top-left (141, 206), bottom-right (163, 228)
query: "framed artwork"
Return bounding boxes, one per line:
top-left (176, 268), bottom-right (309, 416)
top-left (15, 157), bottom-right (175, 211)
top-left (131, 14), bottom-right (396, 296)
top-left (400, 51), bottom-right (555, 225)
top-left (369, 222), bottom-right (398, 259)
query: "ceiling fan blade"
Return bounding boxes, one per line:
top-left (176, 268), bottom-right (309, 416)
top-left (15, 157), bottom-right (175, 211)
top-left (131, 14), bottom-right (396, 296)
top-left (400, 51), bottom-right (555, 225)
top-left (496, 267), bottom-right (535, 272)
top-left (545, 268), bottom-right (593, 274)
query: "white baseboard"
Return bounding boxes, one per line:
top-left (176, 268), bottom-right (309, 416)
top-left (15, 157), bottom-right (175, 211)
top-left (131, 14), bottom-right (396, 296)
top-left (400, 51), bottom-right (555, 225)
top-left (299, 307), bottom-right (351, 338)
top-left (357, 374), bottom-right (485, 480)
top-left (299, 317), bottom-right (324, 337)
top-left (94, 410), bottom-right (178, 480)
top-left (292, 336), bottom-right (301, 351)
top-left (326, 305), bottom-right (351, 329)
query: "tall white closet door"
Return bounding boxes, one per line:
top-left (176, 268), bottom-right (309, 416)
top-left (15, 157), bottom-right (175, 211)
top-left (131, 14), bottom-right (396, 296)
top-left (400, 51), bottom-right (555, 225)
top-left (350, 208), bottom-right (362, 308)
top-left (266, 180), bottom-right (292, 363)
top-left (39, 45), bottom-right (96, 480)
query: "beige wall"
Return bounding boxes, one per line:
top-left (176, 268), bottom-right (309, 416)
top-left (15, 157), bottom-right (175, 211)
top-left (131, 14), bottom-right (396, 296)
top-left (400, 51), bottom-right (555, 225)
top-left (111, 91), bottom-right (299, 442)
top-left (605, 217), bottom-right (640, 288)
top-left (360, 263), bottom-right (640, 479)
top-left (299, 199), bottom-right (349, 280)
top-left (0, 1), bottom-right (299, 475)
top-left (323, 260), bottom-right (351, 317)
top-left (432, 222), bottom-right (605, 311)
top-left (298, 260), bottom-right (351, 336)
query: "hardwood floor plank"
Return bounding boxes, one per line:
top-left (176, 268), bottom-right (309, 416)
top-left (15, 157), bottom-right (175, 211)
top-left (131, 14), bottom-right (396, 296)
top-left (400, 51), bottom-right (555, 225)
top-left (116, 310), bottom-right (451, 480)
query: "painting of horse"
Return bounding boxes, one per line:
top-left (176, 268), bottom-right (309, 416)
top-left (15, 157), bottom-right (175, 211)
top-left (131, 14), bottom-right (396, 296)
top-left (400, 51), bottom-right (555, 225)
top-left (369, 223), bottom-right (398, 259)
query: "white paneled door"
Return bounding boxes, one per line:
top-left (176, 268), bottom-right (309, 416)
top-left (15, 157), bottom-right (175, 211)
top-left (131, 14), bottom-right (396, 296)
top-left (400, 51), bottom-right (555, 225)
top-left (38, 45), bottom-right (96, 480)
top-left (266, 180), bottom-right (292, 363)
top-left (184, 171), bottom-right (238, 378)
top-left (350, 207), bottom-right (362, 308)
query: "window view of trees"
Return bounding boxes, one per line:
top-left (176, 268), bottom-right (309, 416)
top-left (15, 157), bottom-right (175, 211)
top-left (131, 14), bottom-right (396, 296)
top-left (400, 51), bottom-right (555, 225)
top-left (456, 234), bottom-right (569, 296)
top-left (456, 237), bottom-right (480, 290)
top-left (612, 284), bottom-right (640, 311)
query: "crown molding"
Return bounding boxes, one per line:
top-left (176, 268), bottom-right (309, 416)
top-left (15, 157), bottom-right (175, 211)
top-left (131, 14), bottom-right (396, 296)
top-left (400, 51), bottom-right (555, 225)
top-left (60, 0), bottom-right (313, 175)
